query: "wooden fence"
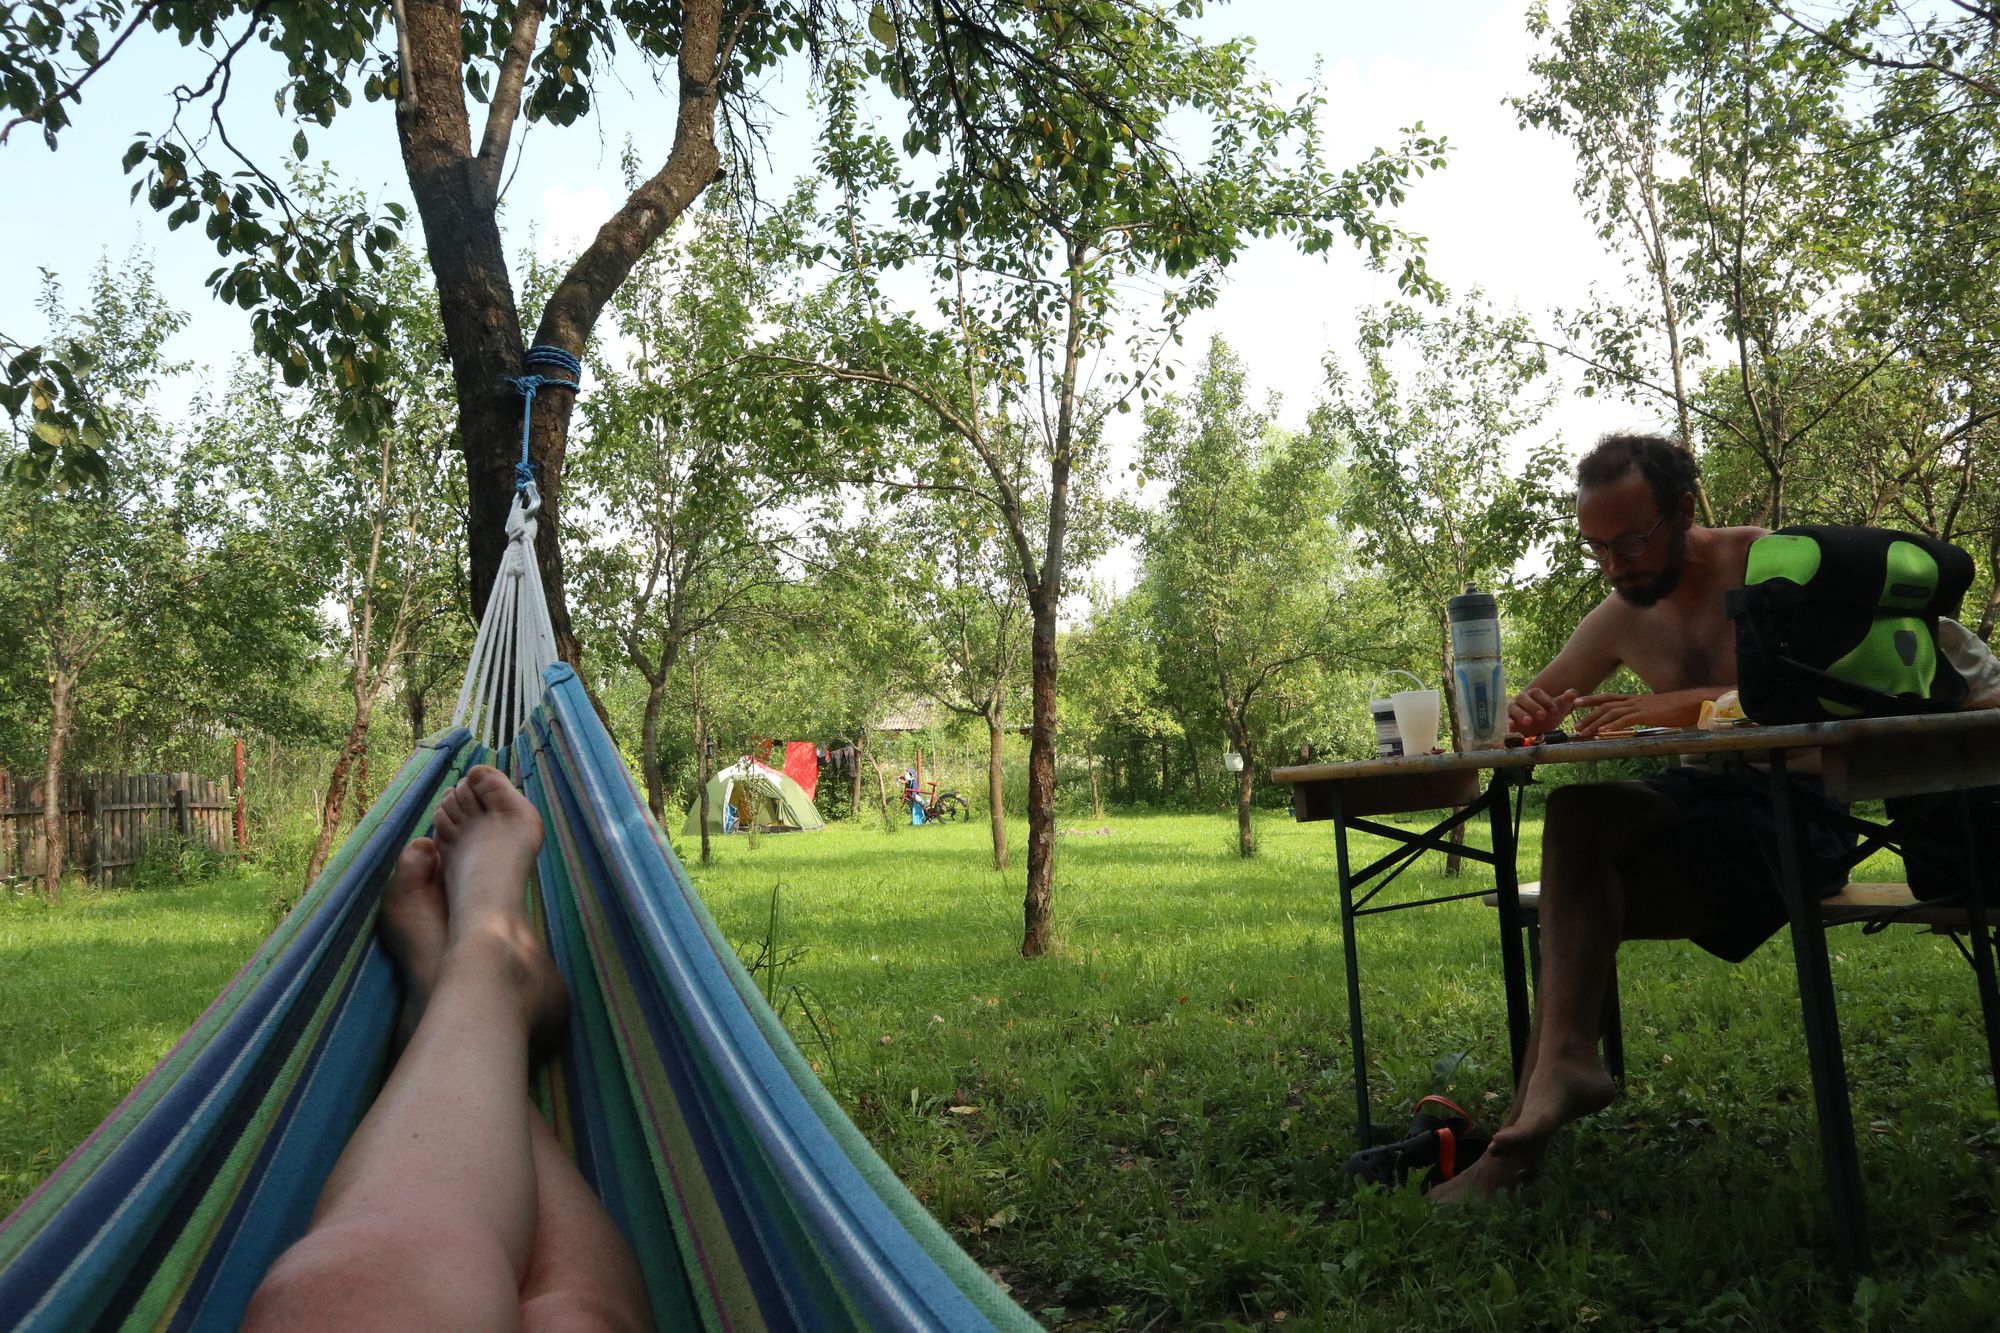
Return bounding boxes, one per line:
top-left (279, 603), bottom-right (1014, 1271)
top-left (1, 771), bottom-right (239, 888)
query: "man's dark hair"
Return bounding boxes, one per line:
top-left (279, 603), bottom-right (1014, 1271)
top-left (1576, 432), bottom-right (1699, 518)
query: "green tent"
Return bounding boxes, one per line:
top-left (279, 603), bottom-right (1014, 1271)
top-left (682, 758), bottom-right (825, 835)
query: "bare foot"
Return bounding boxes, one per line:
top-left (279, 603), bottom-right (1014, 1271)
top-left (1487, 1051), bottom-right (1616, 1158)
top-left (378, 837), bottom-right (447, 1050)
top-left (1426, 1055), bottom-right (1616, 1206)
top-left (1426, 1144), bottom-right (1540, 1204)
top-left (431, 765), bottom-right (567, 1043)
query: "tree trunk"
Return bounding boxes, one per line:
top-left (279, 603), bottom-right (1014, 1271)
top-left (1980, 533), bottom-right (1998, 642)
top-left (1236, 757), bottom-right (1255, 859)
top-left (641, 678), bottom-right (668, 823)
top-left (394, 0), bottom-right (725, 656)
top-left (851, 734), bottom-right (866, 821)
top-left (1160, 736), bottom-right (1170, 806)
top-left (305, 708), bottom-right (374, 888)
top-left (394, 0), bottom-right (538, 623)
top-left (693, 650), bottom-right (711, 865)
top-left (1223, 711), bottom-right (1254, 859)
top-left (866, 747), bottom-right (896, 830)
top-left (1185, 728), bottom-right (1204, 802)
top-left (352, 741), bottom-right (372, 819)
top-left (1022, 591), bottom-right (1059, 956)
top-left (1088, 749), bottom-right (1103, 822)
top-left (987, 711), bottom-right (1008, 871)
top-left (40, 672), bottom-right (72, 904)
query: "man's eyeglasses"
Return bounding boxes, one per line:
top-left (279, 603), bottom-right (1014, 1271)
top-left (1579, 513), bottom-right (1666, 562)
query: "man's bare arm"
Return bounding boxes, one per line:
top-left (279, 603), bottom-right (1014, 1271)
top-left (1507, 601), bottom-right (1624, 735)
top-left (1571, 685), bottom-right (1732, 736)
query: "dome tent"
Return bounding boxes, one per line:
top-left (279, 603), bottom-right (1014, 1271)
top-left (683, 758), bottom-right (825, 835)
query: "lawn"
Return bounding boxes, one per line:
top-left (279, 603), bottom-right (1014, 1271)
top-left (5, 810), bottom-right (1997, 1330)
top-left (0, 876), bottom-right (276, 1216)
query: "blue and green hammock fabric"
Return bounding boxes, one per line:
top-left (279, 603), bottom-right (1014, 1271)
top-left (0, 659), bottom-right (1038, 1330)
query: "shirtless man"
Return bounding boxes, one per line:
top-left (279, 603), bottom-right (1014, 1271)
top-left (1429, 432), bottom-right (1856, 1201)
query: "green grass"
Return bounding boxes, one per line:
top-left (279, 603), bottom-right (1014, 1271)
top-left (5, 815), bottom-right (1999, 1330)
top-left (685, 812), bottom-right (2000, 1331)
top-left (0, 875), bottom-right (275, 1216)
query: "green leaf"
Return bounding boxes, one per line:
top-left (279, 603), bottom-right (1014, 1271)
top-left (32, 420), bottom-right (66, 447)
top-left (292, 129), bottom-right (309, 161)
top-left (868, 4), bottom-right (898, 49)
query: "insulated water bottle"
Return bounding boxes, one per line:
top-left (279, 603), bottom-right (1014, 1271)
top-left (1449, 585), bottom-right (1506, 749)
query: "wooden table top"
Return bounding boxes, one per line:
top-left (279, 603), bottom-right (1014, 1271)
top-left (1272, 707), bottom-right (2000, 814)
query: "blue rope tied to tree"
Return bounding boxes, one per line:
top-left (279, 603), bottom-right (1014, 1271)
top-left (508, 345), bottom-right (584, 492)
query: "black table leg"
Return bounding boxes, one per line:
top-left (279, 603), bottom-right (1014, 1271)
top-left (1487, 773), bottom-right (1531, 1079)
top-left (1332, 786), bottom-right (1373, 1148)
top-left (1769, 750), bottom-right (1870, 1276)
top-left (1954, 789), bottom-right (2000, 1117)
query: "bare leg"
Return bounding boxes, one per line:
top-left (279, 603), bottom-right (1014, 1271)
top-left (520, 1111), bottom-right (652, 1333)
top-left (246, 768), bottom-right (566, 1332)
top-left (1432, 781), bottom-right (1717, 1200)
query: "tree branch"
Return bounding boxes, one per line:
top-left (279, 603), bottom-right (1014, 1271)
top-left (0, 0), bottom-right (165, 145)
top-left (475, 0), bottom-right (548, 198)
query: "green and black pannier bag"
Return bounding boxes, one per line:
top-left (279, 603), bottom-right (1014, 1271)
top-left (1726, 525), bottom-right (1975, 726)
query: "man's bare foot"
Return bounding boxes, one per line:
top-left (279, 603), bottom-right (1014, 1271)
top-left (1426, 1143), bottom-right (1541, 1204)
top-left (1487, 1051), bottom-right (1617, 1158)
top-left (431, 765), bottom-right (567, 1042)
top-left (1426, 1055), bottom-right (1615, 1206)
top-left (378, 838), bottom-right (447, 1050)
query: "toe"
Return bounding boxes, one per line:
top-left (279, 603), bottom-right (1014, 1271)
top-left (395, 837), bottom-right (440, 885)
top-left (462, 767), bottom-right (497, 811)
top-left (465, 765), bottom-right (516, 810)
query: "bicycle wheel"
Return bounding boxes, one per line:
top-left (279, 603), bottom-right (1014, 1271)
top-left (935, 794), bottom-right (970, 823)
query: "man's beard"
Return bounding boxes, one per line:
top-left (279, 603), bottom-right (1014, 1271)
top-left (1614, 528), bottom-right (1688, 608)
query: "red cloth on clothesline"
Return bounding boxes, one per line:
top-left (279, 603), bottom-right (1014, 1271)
top-left (783, 741), bottom-right (819, 801)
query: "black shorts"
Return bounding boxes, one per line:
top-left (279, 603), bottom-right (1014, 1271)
top-left (1638, 764), bottom-right (1857, 963)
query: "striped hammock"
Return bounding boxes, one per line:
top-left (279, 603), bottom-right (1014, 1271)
top-left (0, 484), bottom-right (1037, 1331)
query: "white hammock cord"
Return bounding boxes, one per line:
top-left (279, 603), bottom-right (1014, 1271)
top-left (451, 483), bottom-right (560, 748)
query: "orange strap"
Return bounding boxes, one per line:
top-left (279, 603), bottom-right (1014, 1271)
top-left (1437, 1127), bottom-right (1457, 1179)
top-left (1415, 1094), bottom-right (1472, 1123)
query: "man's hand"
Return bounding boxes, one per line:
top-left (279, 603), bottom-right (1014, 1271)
top-left (1573, 688), bottom-right (1715, 737)
top-left (1508, 686), bottom-right (1579, 736)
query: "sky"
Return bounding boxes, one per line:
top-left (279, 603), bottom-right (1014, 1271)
top-left (0, 1), bottom-right (1651, 588)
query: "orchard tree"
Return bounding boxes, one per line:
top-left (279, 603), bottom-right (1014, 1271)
top-left (756, 19), bottom-right (1444, 954)
top-left (1515, 0), bottom-right (1975, 530)
top-left (203, 223), bottom-right (464, 886)
top-left (1057, 584), bottom-right (1172, 823)
top-left (1514, 0), bottom-right (1706, 515)
top-left (0, 258), bottom-right (316, 900)
top-left (880, 480), bottom-right (1031, 868)
top-left (1320, 299), bottom-right (1566, 733)
top-left (1138, 336), bottom-right (1362, 857)
top-left (567, 188), bottom-right (832, 823)
top-left (4, 0), bottom-right (792, 648)
top-left (1, 259), bottom-right (189, 901)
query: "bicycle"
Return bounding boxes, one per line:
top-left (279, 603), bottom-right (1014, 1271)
top-left (899, 775), bottom-right (970, 824)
